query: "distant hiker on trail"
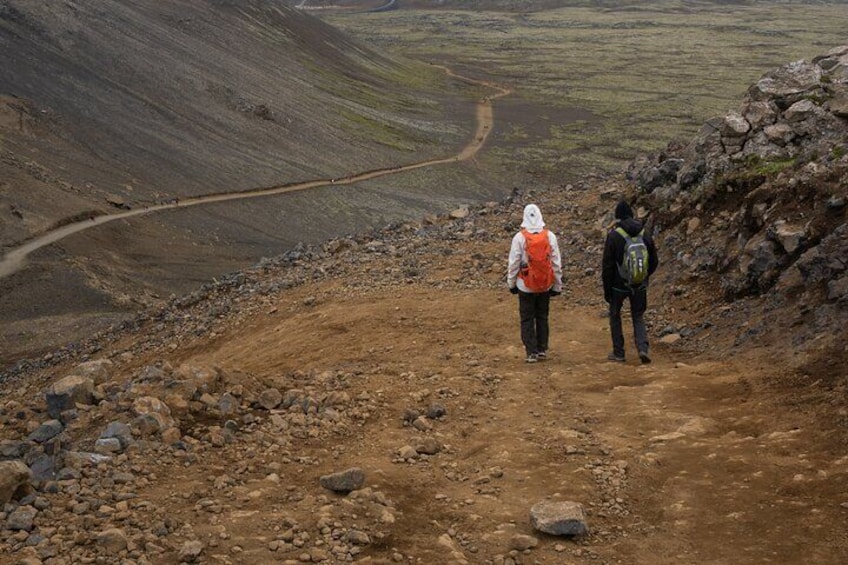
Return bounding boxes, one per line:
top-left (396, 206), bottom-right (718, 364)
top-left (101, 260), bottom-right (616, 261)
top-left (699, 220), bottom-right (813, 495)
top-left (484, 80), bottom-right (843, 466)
top-left (507, 204), bottom-right (563, 363)
top-left (602, 200), bottom-right (659, 364)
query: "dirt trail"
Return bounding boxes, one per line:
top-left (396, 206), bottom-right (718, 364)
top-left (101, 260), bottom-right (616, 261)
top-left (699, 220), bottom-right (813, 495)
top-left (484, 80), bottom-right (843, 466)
top-left (0, 69), bottom-right (510, 281)
top-left (137, 280), bottom-right (847, 564)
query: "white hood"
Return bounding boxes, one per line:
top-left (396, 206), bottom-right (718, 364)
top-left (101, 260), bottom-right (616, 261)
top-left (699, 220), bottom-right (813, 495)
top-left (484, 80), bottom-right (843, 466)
top-left (520, 204), bottom-right (545, 232)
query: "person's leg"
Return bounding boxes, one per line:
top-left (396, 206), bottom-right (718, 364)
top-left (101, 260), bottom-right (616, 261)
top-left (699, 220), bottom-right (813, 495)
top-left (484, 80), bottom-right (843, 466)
top-left (518, 291), bottom-right (538, 356)
top-left (535, 292), bottom-right (551, 355)
top-left (608, 291), bottom-right (626, 360)
top-left (630, 288), bottom-right (650, 362)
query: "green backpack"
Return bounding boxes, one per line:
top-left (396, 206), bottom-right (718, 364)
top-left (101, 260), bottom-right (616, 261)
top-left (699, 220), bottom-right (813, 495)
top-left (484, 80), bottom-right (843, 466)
top-left (615, 227), bottom-right (649, 287)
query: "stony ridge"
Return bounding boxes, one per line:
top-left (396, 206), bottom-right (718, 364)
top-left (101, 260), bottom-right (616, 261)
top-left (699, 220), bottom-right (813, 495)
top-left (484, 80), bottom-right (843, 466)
top-left (627, 45), bottom-right (847, 358)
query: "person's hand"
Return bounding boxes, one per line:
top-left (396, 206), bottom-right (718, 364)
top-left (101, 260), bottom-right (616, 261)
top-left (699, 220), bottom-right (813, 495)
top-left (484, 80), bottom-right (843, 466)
top-left (509, 286), bottom-right (519, 295)
top-left (549, 289), bottom-right (561, 297)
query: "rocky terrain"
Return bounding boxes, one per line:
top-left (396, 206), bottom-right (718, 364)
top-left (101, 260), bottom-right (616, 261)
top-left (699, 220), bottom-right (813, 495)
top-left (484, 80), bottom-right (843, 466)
top-left (628, 44), bottom-right (848, 364)
top-left (1, 25), bottom-right (847, 565)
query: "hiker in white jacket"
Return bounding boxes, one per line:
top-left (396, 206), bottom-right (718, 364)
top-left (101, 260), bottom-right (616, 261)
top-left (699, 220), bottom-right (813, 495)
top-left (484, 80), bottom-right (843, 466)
top-left (506, 204), bottom-right (563, 363)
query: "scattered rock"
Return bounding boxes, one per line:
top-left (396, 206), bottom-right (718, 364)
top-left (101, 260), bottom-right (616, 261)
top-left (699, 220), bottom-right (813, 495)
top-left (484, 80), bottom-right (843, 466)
top-left (319, 468), bottom-right (365, 493)
top-left (530, 500), bottom-right (588, 536)
top-left (26, 420), bottom-right (63, 443)
top-left (6, 505), bottom-right (38, 531)
top-left (0, 460), bottom-right (33, 504)
top-left (258, 388), bottom-right (283, 410)
top-left (509, 533), bottom-right (539, 551)
top-left (179, 540), bottom-right (204, 562)
top-left (45, 375), bottom-right (94, 418)
top-left (96, 528), bottom-right (128, 553)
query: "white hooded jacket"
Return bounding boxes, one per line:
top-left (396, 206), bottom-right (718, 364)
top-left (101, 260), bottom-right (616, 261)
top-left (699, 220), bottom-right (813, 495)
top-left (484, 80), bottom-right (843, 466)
top-left (507, 204), bottom-right (563, 293)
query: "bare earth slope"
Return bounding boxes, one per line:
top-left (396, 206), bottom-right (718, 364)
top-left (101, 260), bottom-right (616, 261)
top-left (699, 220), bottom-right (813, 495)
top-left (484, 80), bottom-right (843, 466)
top-left (0, 0), bottom-right (492, 362)
top-left (1, 185), bottom-right (846, 564)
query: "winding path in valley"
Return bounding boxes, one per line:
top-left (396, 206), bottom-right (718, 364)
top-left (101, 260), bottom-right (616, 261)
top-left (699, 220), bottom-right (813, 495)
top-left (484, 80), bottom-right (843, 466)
top-left (0, 69), bottom-right (511, 280)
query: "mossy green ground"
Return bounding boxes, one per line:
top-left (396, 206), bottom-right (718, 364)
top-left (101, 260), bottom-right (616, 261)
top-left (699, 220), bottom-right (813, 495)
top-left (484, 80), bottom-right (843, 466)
top-left (324, 1), bottom-right (848, 183)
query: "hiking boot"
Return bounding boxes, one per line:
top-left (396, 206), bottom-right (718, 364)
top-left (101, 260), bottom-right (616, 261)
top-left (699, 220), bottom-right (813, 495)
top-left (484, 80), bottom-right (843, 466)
top-left (639, 351), bottom-right (652, 364)
top-left (526, 353), bottom-right (538, 364)
top-left (607, 352), bottom-right (625, 362)
top-left (536, 351), bottom-right (547, 361)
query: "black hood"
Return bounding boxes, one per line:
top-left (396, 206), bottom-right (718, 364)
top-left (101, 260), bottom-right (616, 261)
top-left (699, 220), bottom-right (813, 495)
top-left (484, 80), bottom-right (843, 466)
top-left (617, 217), bottom-right (644, 236)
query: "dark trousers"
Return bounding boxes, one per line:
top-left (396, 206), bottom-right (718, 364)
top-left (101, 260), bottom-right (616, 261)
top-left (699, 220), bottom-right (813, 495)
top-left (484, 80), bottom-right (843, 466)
top-left (518, 291), bottom-right (550, 356)
top-left (609, 288), bottom-right (649, 357)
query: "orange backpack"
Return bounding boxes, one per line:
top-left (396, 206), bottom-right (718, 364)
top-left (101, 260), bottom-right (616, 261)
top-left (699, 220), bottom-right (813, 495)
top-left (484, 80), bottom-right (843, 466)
top-left (519, 229), bottom-right (555, 292)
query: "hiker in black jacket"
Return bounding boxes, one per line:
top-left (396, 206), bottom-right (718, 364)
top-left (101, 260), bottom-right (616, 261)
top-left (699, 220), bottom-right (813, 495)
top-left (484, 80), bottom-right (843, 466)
top-left (602, 201), bottom-right (659, 364)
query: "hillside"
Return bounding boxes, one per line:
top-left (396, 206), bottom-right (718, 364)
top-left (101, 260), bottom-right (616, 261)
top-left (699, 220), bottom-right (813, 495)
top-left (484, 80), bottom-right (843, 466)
top-left (1, 47), bottom-right (847, 564)
top-left (0, 0), bottom-right (492, 364)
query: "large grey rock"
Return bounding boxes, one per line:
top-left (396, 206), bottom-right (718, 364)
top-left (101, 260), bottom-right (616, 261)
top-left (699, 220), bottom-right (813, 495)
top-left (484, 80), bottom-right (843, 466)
top-left (763, 123), bottom-right (795, 145)
top-left (27, 420), bottom-right (63, 443)
top-left (319, 467), bottom-right (365, 493)
top-left (742, 100), bottom-right (778, 128)
top-left (7, 505), bottom-right (38, 531)
top-left (218, 393), bottom-right (240, 416)
top-left (784, 99), bottom-right (821, 123)
top-left (96, 528), bottom-right (128, 553)
top-left (45, 375), bottom-right (94, 418)
top-left (94, 438), bottom-right (123, 454)
top-left (0, 460), bottom-right (32, 504)
top-left (530, 500), bottom-right (588, 536)
top-left (0, 440), bottom-right (29, 460)
top-left (748, 59), bottom-right (822, 106)
top-left (28, 453), bottom-right (57, 482)
top-left (258, 388), bottom-right (282, 410)
top-left (721, 111), bottom-right (751, 138)
top-left (100, 421), bottom-right (133, 448)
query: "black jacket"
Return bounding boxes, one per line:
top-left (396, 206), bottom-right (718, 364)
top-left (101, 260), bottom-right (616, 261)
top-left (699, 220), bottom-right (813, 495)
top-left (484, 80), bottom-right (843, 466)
top-left (602, 217), bottom-right (659, 299)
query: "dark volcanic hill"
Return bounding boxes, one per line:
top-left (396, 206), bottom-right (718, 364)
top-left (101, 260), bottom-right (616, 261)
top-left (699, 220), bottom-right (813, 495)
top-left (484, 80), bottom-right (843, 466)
top-left (0, 0), bottom-right (486, 362)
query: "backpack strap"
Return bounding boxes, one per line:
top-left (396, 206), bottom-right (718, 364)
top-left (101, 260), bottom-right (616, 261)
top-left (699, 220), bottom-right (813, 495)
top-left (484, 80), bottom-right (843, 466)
top-left (615, 227), bottom-right (643, 241)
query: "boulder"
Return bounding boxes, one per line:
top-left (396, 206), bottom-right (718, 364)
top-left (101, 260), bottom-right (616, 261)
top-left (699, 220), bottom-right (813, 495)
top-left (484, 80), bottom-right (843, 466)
top-left (510, 534), bottom-right (539, 551)
top-left (45, 375), bottom-right (94, 418)
top-left (319, 467), bottom-right (365, 493)
top-left (763, 123), bottom-right (795, 145)
top-left (0, 460), bottom-right (32, 504)
top-left (530, 500), bottom-right (588, 536)
top-left (742, 100), bottom-right (778, 128)
top-left (748, 59), bottom-right (822, 107)
top-left (100, 421), bottom-right (133, 448)
top-left (770, 221), bottom-right (806, 254)
top-left (7, 505), bottom-right (38, 531)
top-left (97, 528), bottom-right (128, 553)
top-left (71, 359), bottom-right (113, 385)
top-left (27, 420), bottom-right (63, 443)
top-left (784, 99), bottom-right (821, 123)
top-left (740, 233), bottom-right (780, 284)
top-left (179, 540), bottom-right (204, 563)
top-left (720, 111), bottom-right (751, 138)
top-left (132, 396), bottom-right (175, 429)
top-left (830, 93), bottom-right (848, 118)
top-left (258, 388), bottom-right (282, 410)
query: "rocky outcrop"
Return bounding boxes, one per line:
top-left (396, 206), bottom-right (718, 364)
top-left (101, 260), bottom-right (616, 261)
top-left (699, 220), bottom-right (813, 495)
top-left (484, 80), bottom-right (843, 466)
top-left (630, 45), bottom-right (848, 200)
top-left (627, 45), bottom-right (847, 319)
